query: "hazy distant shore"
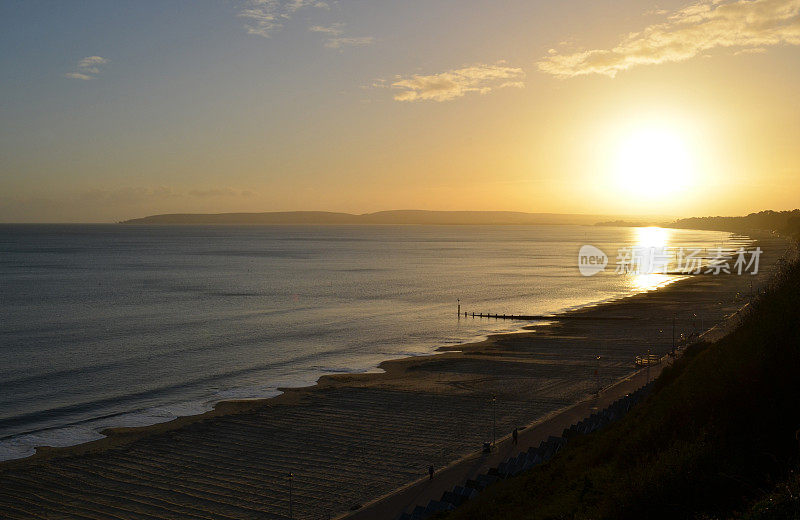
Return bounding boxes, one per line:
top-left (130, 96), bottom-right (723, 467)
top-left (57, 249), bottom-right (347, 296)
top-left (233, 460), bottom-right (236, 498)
top-left (119, 210), bottom-right (640, 226)
top-left (0, 233), bottom-right (787, 519)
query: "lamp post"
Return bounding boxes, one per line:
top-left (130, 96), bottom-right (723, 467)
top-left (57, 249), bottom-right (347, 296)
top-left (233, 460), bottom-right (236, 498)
top-left (492, 395), bottom-right (497, 447)
top-left (672, 313), bottom-right (676, 355)
top-left (288, 472), bottom-right (294, 520)
top-left (595, 355), bottom-right (601, 394)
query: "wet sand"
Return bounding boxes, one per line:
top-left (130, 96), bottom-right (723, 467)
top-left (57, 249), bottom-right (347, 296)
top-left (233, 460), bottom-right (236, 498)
top-left (0, 235), bottom-right (787, 520)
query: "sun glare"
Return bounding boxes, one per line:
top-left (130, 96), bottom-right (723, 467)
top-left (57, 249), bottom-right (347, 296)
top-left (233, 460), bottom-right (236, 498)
top-left (614, 127), bottom-right (695, 199)
top-left (633, 226), bottom-right (669, 249)
top-left (628, 226), bottom-right (673, 291)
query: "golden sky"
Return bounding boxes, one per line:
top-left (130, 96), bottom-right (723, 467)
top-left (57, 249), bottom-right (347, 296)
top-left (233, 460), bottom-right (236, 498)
top-left (1, 0), bottom-right (799, 222)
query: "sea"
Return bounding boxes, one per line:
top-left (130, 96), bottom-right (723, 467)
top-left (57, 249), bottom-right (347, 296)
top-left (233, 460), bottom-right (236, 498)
top-left (0, 224), bottom-right (746, 460)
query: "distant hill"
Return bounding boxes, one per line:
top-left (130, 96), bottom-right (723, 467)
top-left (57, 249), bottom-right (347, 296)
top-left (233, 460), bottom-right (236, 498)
top-left (121, 211), bottom-right (359, 225)
top-left (119, 210), bottom-right (628, 226)
top-left (667, 209), bottom-right (800, 237)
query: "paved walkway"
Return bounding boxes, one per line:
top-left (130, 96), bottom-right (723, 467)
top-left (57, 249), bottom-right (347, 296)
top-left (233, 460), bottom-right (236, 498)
top-left (342, 359), bottom-right (671, 520)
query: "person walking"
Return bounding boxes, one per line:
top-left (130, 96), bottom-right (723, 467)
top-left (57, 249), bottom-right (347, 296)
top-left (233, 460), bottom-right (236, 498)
top-left (795, 427), bottom-right (800, 457)
top-left (512, 427), bottom-right (518, 445)
top-left (428, 465), bottom-right (434, 481)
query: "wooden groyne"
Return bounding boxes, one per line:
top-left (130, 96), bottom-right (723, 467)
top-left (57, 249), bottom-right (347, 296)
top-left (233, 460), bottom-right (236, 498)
top-left (461, 312), bottom-right (635, 321)
top-left (464, 312), bottom-right (548, 320)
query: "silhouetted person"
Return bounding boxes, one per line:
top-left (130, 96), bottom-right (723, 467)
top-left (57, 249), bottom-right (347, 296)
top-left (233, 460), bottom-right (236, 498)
top-left (428, 465), bottom-right (434, 480)
top-left (512, 428), bottom-right (518, 445)
top-left (795, 428), bottom-right (800, 456)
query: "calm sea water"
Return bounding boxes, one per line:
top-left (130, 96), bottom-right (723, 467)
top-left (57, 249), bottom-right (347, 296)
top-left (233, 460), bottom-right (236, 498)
top-left (0, 224), bottom-right (742, 460)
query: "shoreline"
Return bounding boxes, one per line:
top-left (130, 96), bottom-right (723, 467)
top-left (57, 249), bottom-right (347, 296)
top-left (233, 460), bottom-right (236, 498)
top-left (344, 285), bottom-right (761, 520)
top-left (0, 233), bottom-right (771, 472)
top-left (0, 224), bottom-right (746, 462)
top-left (0, 314), bottom-right (531, 466)
top-left (0, 262), bottom-right (697, 469)
top-left (0, 233), bottom-right (787, 520)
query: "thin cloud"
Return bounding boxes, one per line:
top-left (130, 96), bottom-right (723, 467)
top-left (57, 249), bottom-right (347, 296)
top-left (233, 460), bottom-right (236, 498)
top-left (188, 188), bottom-right (258, 198)
top-left (310, 23), bottom-right (373, 48)
top-left (538, 0), bottom-right (800, 78)
top-left (391, 63), bottom-right (526, 102)
top-left (65, 72), bottom-right (94, 81)
top-left (325, 36), bottom-right (374, 48)
top-left (65, 56), bottom-right (109, 80)
top-left (735, 46), bottom-right (769, 54)
top-left (77, 186), bottom-right (256, 204)
top-left (238, 0), bottom-right (329, 38)
top-left (309, 23), bottom-right (344, 36)
top-left (78, 186), bottom-right (178, 205)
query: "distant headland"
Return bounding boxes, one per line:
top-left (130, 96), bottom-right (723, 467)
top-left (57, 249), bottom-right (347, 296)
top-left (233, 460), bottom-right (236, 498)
top-left (118, 209), bottom-right (800, 234)
top-left (119, 210), bottom-right (631, 226)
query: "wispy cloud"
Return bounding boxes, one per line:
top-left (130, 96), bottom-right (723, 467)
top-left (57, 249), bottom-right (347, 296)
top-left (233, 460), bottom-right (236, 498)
top-left (390, 63), bottom-right (526, 102)
top-left (309, 22), bottom-right (374, 48)
top-left (538, 0), bottom-right (800, 78)
top-left (78, 186), bottom-right (178, 204)
top-left (238, 0), bottom-right (329, 38)
top-left (65, 56), bottom-right (109, 80)
top-left (77, 186), bottom-right (257, 204)
top-left (325, 36), bottom-right (374, 48)
top-left (187, 187), bottom-right (257, 198)
top-left (309, 22), bottom-right (344, 35)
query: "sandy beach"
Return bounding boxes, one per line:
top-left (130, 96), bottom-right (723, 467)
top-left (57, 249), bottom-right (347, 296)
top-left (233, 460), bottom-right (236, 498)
top-left (0, 235), bottom-right (787, 520)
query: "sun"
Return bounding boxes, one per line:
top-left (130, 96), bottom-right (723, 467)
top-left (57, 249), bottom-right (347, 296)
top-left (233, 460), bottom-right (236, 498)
top-left (613, 126), bottom-right (695, 199)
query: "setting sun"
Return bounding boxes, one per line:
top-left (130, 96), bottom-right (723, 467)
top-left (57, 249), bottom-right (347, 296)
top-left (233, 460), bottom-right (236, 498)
top-left (614, 127), bottom-right (695, 200)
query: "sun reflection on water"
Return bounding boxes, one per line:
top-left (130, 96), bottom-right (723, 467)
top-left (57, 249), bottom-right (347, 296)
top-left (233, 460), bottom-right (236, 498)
top-left (627, 227), bottom-right (675, 291)
top-left (634, 226), bottom-right (669, 249)
top-left (628, 272), bottom-right (673, 291)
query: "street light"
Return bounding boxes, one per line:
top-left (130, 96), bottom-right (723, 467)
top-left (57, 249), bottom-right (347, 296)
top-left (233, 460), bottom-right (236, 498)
top-left (595, 355), bottom-right (601, 394)
top-left (492, 395), bottom-right (497, 447)
top-left (672, 313), bottom-right (676, 355)
top-left (288, 472), bottom-right (294, 520)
